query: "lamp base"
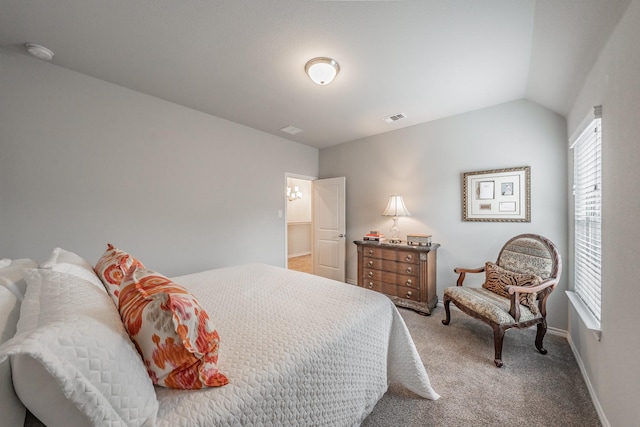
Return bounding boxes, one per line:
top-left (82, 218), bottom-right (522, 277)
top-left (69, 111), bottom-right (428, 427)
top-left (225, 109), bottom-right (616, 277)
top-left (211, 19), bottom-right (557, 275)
top-left (389, 216), bottom-right (402, 244)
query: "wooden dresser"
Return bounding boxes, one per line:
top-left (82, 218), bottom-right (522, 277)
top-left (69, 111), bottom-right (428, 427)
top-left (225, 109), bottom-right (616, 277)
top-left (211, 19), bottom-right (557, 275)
top-left (354, 240), bottom-right (439, 315)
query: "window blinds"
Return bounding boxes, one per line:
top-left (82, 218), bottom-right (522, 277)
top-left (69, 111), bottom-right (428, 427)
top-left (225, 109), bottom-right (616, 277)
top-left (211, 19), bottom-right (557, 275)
top-left (571, 106), bottom-right (602, 321)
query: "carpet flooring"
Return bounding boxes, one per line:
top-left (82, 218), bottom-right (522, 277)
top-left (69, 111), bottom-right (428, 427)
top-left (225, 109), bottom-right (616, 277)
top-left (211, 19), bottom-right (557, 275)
top-left (362, 307), bottom-right (601, 427)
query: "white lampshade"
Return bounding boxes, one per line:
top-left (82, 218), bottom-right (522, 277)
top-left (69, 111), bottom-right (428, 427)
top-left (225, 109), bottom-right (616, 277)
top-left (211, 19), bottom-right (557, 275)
top-left (382, 195), bottom-right (410, 244)
top-left (382, 195), bottom-right (411, 217)
top-left (305, 57), bottom-right (340, 85)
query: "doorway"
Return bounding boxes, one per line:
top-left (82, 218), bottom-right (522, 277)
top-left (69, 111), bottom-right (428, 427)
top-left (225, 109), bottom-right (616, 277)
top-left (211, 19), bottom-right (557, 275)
top-left (286, 175), bottom-right (314, 273)
top-left (285, 174), bottom-right (347, 282)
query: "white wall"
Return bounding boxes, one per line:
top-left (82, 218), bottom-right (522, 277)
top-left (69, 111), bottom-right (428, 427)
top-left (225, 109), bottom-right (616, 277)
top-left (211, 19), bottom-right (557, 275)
top-left (0, 48), bottom-right (318, 276)
top-left (286, 177), bottom-right (312, 223)
top-left (566, 0), bottom-right (640, 425)
top-left (319, 99), bottom-right (569, 330)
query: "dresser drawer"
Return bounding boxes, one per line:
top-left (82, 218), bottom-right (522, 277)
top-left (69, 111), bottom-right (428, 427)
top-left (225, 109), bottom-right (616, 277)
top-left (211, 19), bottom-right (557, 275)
top-left (397, 274), bottom-right (419, 288)
top-left (382, 272), bottom-right (419, 288)
top-left (396, 250), bottom-right (419, 264)
top-left (381, 260), bottom-right (418, 276)
top-left (362, 279), bottom-right (396, 295)
top-left (361, 278), bottom-right (382, 292)
top-left (379, 248), bottom-right (419, 264)
top-left (380, 249), bottom-right (397, 261)
top-left (363, 258), bottom-right (382, 269)
top-left (396, 285), bottom-right (420, 301)
top-left (362, 247), bottom-right (383, 258)
top-left (363, 268), bottom-right (382, 281)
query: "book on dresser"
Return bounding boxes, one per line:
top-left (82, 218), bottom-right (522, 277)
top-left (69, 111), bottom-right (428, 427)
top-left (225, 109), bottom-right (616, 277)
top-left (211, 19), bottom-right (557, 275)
top-left (363, 231), bottom-right (386, 242)
top-left (353, 240), bottom-right (439, 315)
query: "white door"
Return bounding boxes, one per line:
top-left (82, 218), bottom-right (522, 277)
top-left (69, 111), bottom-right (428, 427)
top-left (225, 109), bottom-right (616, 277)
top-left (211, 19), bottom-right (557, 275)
top-left (313, 177), bottom-right (346, 281)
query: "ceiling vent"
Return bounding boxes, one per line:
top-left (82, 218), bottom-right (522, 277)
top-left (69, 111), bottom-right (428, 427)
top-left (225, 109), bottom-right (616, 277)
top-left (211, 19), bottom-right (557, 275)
top-left (384, 113), bottom-right (406, 123)
top-left (280, 125), bottom-right (304, 135)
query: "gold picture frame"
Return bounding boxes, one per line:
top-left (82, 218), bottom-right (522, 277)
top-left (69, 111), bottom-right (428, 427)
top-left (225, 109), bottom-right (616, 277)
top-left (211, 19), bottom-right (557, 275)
top-left (462, 166), bottom-right (531, 222)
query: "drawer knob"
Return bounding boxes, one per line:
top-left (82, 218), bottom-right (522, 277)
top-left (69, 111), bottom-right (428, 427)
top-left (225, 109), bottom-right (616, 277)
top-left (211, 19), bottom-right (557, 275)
top-left (368, 281), bottom-right (374, 289)
top-left (406, 291), bottom-right (413, 299)
top-left (368, 271), bottom-right (374, 278)
top-left (405, 255), bottom-right (413, 261)
top-left (368, 249), bottom-right (374, 255)
top-left (406, 279), bottom-right (412, 286)
top-left (367, 260), bottom-right (373, 267)
top-left (406, 267), bottom-right (412, 274)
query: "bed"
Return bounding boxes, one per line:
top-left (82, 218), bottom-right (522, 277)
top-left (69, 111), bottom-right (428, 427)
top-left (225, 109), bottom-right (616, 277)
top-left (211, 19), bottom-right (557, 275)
top-left (0, 249), bottom-right (439, 427)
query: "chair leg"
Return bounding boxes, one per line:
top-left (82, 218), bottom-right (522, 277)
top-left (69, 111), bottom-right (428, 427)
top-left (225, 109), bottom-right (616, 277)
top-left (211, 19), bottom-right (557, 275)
top-left (493, 327), bottom-right (505, 367)
top-left (535, 320), bottom-right (548, 355)
top-left (442, 296), bottom-right (452, 325)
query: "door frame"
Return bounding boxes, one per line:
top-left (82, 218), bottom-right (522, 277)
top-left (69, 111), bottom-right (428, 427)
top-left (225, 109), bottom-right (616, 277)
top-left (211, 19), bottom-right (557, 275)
top-left (284, 172), bottom-right (317, 269)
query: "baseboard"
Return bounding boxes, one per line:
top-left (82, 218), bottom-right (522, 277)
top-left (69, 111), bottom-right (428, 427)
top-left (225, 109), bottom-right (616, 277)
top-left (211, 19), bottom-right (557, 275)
top-left (547, 326), bottom-right (566, 338)
top-left (566, 334), bottom-right (610, 427)
top-left (287, 251), bottom-right (311, 258)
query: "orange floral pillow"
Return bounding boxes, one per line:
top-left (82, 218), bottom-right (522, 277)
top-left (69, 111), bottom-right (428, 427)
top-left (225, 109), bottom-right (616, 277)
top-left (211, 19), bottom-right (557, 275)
top-left (94, 244), bottom-right (144, 305)
top-left (118, 266), bottom-right (228, 389)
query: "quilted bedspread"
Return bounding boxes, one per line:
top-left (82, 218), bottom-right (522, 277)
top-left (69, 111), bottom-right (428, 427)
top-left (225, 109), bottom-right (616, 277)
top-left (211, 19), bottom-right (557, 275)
top-left (154, 264), bottom-right (439, 426)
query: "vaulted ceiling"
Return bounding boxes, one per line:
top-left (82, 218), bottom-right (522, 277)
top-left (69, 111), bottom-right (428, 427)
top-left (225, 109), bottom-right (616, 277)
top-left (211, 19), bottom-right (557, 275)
top-left (0, 0), bottom-right (631, 149)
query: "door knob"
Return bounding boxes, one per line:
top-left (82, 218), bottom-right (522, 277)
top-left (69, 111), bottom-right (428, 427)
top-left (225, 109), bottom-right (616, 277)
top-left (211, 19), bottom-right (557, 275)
top-left (339, 233), bottom-right (345, 238)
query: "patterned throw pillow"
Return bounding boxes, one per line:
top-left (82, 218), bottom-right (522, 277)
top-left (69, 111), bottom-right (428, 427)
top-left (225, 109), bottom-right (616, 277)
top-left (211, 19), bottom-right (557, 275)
top-left (94, 244), bottom-right (144, 305)
top-left (483, 262), bottom-right (541, 315)
top-left (118, 266), bottom-right (228, 389)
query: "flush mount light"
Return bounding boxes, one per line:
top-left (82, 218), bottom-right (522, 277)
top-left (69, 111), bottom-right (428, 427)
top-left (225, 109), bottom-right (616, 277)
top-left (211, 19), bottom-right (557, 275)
top-left (305, 57), bottom-right (340, 85)
top-left (25, 43), bottom-right (54, 61)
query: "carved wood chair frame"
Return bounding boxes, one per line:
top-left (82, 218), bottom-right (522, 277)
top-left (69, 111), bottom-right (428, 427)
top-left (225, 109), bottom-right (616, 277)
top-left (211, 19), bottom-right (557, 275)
top-left (442, 234), bottom-right (562, 367)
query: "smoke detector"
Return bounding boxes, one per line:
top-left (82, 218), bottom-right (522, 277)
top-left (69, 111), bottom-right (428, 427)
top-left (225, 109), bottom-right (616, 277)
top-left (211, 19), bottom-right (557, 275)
top-left (25, 43), bottom-right (54, 61)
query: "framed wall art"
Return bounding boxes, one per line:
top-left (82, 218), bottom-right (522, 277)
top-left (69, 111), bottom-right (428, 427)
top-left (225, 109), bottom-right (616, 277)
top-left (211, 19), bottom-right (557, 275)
top-left (462, 166), bottom-right (531, 222)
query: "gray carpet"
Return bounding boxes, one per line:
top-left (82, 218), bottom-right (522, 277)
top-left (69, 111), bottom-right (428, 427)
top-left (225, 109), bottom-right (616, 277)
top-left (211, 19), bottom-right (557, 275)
top-left (362, 307), bottom-right (601, 427)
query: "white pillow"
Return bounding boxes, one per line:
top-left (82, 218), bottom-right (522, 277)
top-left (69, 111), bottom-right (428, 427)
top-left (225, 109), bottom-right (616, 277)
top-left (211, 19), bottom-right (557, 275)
top-left (40, 247), bottom-right (94, 271)
top-left (39, 248), bottom-right (105, 291)
top-left (0, 287), bottom-right (21, 344)
top-left (0, 259), bottom-right (38, 300)
top-left (1, 269), bottom-right (158, 426)
top-left (0, 286), bottom-right (26, 427)
top-left (0, 259), bottom-right (38, 427)
top-left (2, 258), bottom-right (37, 269)
top-left (14, 269), bottom-right (43, 335)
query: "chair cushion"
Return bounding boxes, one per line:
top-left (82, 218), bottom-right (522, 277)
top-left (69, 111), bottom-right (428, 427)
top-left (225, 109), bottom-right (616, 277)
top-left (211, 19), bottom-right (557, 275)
top-left (483, 262), bottom-right (541, 315)
top-left (444, 286), bottom-right (539, 324)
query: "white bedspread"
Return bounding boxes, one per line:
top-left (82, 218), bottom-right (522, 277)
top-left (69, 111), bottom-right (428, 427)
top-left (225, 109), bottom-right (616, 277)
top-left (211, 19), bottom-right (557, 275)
top-left (155, 264), bottom-right (439, 426)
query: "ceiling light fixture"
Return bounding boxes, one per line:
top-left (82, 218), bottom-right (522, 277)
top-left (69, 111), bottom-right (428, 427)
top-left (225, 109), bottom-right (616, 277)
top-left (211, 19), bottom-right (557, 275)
top-left (25, 43), bottom-right (54, 61)
top-left (305, 57), bottom-right (340, 85)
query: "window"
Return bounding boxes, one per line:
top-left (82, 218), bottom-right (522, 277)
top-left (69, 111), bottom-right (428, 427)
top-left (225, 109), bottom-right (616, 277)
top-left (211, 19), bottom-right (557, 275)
top-left (570, 105), bottom-right (602, 326)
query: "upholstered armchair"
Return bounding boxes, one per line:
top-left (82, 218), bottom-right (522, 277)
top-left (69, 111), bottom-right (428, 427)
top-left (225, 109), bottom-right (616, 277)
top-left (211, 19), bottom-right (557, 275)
top-left (442, 234), bottom-right (562, 367)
